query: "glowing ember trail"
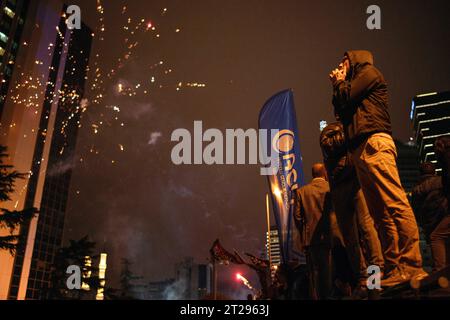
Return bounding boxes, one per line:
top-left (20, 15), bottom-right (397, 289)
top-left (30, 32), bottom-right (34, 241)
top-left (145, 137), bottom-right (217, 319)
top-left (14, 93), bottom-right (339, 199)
top-left (236, 273), bottom-right (253, 291)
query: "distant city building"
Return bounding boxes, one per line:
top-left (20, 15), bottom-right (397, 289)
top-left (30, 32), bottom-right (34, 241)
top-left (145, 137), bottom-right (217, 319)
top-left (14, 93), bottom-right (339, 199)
top-left (0, 0), bottom-right (92, 300)
top-left (76, 253), bottom-right (108, 300)
top-left (411, 91), bottom-right (450, 173)
top-left (81, 256), bottom-right (92, 291)
top-left (126, 279), bottom-right (151, 300)
top-left (395, 139), bottom-right (420, 193)
top-left (96, 253), bottom-right (108, 300)
top-left (266, 226), bottom-right (281, 267)
top-left (0, 0), bottom-right (30, 115)
top-left (124, 278), bottom-right (176, 300)
top-left (408, 91), bottom-right (450, 272)
top-left (197, 264), bottom-right (212, 299)
top-left (395, 141), bottom-right (432, 268)
top-left (146, 279), bottom-right (175, 300)
top-left (173, 257), bottom-right (212, 300)
top-left (108, 258), bottom-right (211, 300)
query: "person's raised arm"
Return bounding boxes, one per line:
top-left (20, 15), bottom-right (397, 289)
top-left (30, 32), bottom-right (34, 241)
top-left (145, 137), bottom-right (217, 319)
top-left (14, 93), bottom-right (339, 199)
top-left (332, 66), bottom-right (381, 108)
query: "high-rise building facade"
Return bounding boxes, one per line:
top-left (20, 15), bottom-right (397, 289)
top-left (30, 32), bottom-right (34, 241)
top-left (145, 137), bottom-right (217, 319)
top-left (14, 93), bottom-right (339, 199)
top-left (0, 0), bottom-right (30, 116)
top-left (173, 257), bottom-right (212, 300)
top-left (412, 91), bottom-right (450, 172)
top-left (410, 91), bottom-right (449, 271)
top-left (395, 139), bottom-right (420, 193)
top-left (266, 226), bottom-right (281, 267)
top-left (0, 0), bottom-right (92, 299)
top-left (146, 279), bottom-right (175, 300)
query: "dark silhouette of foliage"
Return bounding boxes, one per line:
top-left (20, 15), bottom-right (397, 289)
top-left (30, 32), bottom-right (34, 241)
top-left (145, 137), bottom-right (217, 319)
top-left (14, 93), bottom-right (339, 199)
top-left (119, 258), bottom-right (143, 299)
top-left (47, 236), bottom-right (102, 300)
top-left (0, 145), bottom-right (37, 255)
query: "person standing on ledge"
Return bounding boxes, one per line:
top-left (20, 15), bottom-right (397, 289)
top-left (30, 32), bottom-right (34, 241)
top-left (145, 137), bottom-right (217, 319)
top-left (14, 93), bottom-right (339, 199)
top-left (329, 50), bottom-right (427, 286)
top-left (412, 162), bottom-right (449, 272)
top-left (320, 121), bottom-right (384, 298)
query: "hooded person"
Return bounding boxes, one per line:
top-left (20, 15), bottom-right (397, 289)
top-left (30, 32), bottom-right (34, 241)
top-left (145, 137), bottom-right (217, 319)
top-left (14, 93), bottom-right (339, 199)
top-left (329, 50), bottom-right (426, 287)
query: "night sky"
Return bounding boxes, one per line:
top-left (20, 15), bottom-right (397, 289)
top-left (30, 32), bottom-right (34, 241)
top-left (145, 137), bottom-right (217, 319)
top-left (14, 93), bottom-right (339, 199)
top-left (62, 0), bottom-right (450, 292)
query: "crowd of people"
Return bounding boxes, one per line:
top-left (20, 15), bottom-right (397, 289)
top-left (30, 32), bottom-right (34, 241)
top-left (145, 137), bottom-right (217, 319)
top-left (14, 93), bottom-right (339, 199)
top-left (293, 50), bottom-right (450, 299)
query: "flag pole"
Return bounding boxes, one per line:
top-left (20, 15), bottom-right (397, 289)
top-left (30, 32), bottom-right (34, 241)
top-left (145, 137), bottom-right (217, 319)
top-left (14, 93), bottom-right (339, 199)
top-left (266, 193), bottom-right (272, 269)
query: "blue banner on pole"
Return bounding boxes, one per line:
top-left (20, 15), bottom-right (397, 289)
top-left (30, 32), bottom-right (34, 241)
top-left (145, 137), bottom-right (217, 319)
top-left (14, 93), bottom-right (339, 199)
top-left (258, 89), bottom-right (305, 265)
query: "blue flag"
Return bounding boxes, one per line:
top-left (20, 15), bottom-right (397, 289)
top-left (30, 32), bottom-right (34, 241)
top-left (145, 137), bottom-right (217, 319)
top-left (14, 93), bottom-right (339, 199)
top-left (258, 89), bottom-right (305, 265)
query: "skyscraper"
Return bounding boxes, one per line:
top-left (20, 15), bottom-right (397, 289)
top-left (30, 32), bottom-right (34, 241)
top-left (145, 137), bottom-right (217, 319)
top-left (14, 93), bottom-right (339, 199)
top-left (146, 279), bottom-right (175, 300)
top-left (173, 257), bottom-right (212, 300)
top-left (0, 0), bottom-right (30, 116)
top-left (412, 91), bottom-right (450, 172)
top-left (0, 0), bottom-right (92, 299)
top-left (409, 91), bottom-right (449, 272)
top-left (266, 226), bottom-right (281, 267)
top-left (395, 139), bottom-right (420, 193)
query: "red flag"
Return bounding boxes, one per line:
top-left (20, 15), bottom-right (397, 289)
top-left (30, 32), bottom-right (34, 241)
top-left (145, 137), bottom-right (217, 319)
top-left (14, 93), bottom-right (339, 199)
top-left (245, 253), bottom-right (270, 269)
top-left (209, 239), bottom-right (245, 265)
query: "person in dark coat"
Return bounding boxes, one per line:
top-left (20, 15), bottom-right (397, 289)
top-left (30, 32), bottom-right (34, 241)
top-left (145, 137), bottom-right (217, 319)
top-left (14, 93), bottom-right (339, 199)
top-left (329, 50), bottom-right (426, 286)
top-left (293, 163), bottom-right (340, 299)
top-left (412, 161), bottom-right (450, 272)
top-left (320, 121), bottom-right (384, 298)
top-left (435, 136), bottom-right (450, 202)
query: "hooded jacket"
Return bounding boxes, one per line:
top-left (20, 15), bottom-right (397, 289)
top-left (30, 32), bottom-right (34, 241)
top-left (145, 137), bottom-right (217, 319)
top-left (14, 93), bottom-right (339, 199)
top-left (332, 50), bottom-right (392, 150)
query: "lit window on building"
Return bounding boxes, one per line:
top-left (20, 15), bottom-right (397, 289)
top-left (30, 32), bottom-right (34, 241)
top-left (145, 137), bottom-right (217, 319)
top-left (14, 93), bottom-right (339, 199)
top-left (4, 6), bottom-right (16, 18)
top-left (0, 32), bottom-right (9, 43)
top-left (96, 253), bottom-right (107, 300)
top-left (82, 256), bottom-right (92, 290)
